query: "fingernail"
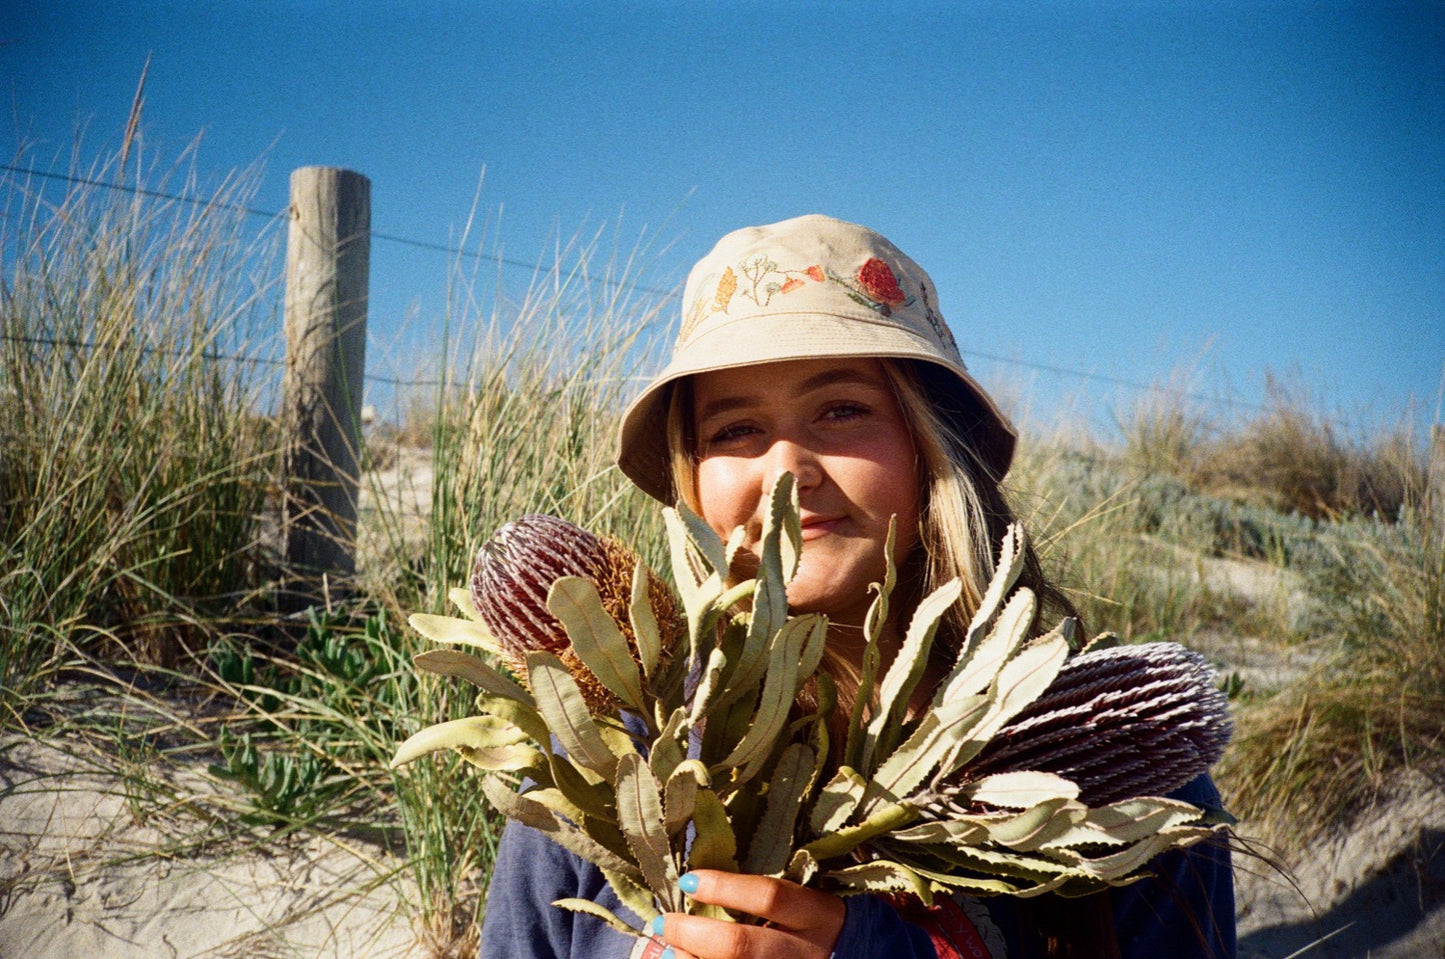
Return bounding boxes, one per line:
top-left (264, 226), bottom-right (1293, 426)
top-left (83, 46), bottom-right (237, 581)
top-left (678, 872), bottom-right (700, 895)
top-left (660, 949), bottom-right (675, 959)
top-left (649, 915), bottom-right (665, 936)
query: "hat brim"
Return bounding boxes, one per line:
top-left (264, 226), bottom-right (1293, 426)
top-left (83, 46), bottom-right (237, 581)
top-left (616, 309), bottom-right (1016, 503)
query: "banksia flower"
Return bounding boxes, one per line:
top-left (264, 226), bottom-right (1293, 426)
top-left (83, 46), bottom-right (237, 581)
top-left (965, 642), bottom-right (1232, 806)
top-left (471, 514), bottom-right (683, 713)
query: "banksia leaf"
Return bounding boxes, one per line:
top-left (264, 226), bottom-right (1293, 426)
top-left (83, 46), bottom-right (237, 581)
top-left (552, 898), bottom-right (639, 936)
top-left (689, 787), bottom-right (740, 872)
top-left (413, 648), bottom-right (534, 707)
top-left (549, 575), bottom-right (646, 712)
top-left (743, 742), bottom-right (816, 876)
top-left (526, 650), bottom-right (623, 780)
top-left (390, 715), bottom-right (535, 770)
top-left (864, 577), bottom-right (962, 770)
top-left (616, 753), bottom-right (681, 913)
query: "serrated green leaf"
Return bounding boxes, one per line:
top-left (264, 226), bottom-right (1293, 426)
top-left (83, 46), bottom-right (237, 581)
top-left (601, 868), bottom-right (663, 929)
top-left (889, 818), bottom-right (991, 845)
top-left (522, 786), bottom-right (592, 828)
top-left (944, 629), bottom-right (1070, 775)
top-left (527, 650), bottom-right (620, 780)
top-left (784, 847), bottom-right (819, 886)
top-left (448, 586), bottom-right (486, 621)
top-left (549, 576), bottom-right (646, 712)
top-left (722, 615), bottom-right (826, 776)
top-left (482, 777), bottom-right (643, 883)
top-left (664, 760), bottom-right (708, 837)
top-left (1072, 798), bottom-right (1206, 844)
top-left (413, 649), bottom-right (534, 707)
top-left (964, 524), bottom-right (1025, 644)
top-left (889, 862), bottom-right (1020, 898)
top-left (390, 715), bottom-right (533, 769)
top-left (801, 802), bottom-right (919, 862)
top-left (407, 613), bottom-right (503, 656)
top-left (866, 690), bottom-right (991, 805)
top-left (935, 588), bottom-right (1036, 707)
top-left (975, 798), bottom-right (1086, 851)
top-left (1080, 630), bottom-right (1121, 654)
top-left (543, 751), bottom-right (617, 822)
top-left (629, 562), bottom-right (662, 680)
top-left (551, 898), bottom-right (639, 936)
top-left (810, 766), bottom-right (868, 835)
top-left (1043, 828), bottom-right (1212, 880)
top-left (664, 506), bottom-right (725, 656)
top-left (473, 694), bottom-right (551, 751)
top-left (688, 788), bottom-right (739, 873)
top-left (964, 771), bottom-right (1080, 808)
top-left (865, 578), bottom-right (963, 770)
top-left (742, 743), bottom-right (815, 876)
top-left (825, 860), bottom-right (933, 904)
top-left (616, 753), bottom-right (680, 911)
top-left (893, 835), bottom-right (1073, 881)
top-left (688, 645), bottom-right (730, 727)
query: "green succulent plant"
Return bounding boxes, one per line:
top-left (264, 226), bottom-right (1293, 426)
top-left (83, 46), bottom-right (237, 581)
top-left (390, 474), bottom-right (1231, 938)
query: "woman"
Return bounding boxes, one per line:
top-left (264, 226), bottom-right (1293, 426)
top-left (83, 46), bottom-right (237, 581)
top-left (481, 214), bottom-right (1235, 959)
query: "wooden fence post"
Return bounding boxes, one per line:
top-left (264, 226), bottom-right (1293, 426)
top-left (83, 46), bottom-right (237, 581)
top-left (281, 167), bottom-right (370, 610)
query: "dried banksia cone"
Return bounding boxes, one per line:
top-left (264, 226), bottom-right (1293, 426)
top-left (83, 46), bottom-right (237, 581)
top-left (471, 514), bottom-right (683, 713)
top-left (965, 642), bottom-right (1232, 807)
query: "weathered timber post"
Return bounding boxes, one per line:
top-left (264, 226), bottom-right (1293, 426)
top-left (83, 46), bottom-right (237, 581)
top-left (281, 167), bottom-right (370, 610)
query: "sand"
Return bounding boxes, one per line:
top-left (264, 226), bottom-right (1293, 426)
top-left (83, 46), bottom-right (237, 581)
top-left (0, 734), bottom-right (417, 958)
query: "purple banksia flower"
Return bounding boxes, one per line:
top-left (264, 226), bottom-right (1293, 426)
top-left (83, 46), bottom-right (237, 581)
top-left (471, 514), bottom-right (682, 713)
top-left (967, 642), bottom-right (1232, 806)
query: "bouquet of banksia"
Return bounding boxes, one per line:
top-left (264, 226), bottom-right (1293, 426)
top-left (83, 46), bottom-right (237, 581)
top-left (391, 476), bottom-right (1232, 936)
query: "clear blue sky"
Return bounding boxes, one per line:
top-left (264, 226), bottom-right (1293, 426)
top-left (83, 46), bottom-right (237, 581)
top-left (8, 1), bottom-right (1444, 442)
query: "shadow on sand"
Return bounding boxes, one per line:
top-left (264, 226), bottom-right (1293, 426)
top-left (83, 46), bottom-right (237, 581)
top-left (1240, 827), bottom-right (1445, 958)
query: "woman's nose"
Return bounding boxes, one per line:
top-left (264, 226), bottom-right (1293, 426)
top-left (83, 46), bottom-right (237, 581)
top-left (765, 439), bottom-right (822, 491)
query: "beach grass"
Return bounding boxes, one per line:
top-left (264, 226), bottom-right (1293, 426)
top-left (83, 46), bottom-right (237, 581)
top-left (3, 128), bottom-right (1442, 952)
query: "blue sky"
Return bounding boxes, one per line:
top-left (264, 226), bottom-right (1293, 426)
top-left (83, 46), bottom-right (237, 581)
top-left (8, 1), bottom-right (1444, 442)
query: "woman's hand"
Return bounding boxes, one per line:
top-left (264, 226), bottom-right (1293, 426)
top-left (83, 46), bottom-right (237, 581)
top-left (649, 870), bottom-right (846, 959)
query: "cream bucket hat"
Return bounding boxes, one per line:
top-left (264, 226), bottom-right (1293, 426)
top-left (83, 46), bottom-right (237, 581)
top-left (617, 214), bottom-right (1016, 502)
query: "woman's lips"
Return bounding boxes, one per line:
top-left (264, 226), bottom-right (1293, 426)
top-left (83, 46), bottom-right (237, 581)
top-left (799, 516), bottom-right (842, 541)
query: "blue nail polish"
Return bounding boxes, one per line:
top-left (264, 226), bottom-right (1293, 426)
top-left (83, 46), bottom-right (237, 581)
top-left (649, 915), bottom-right (665, 936)
top-left (660, 949), bottom-right (675, 959)
top-left (678, 872), bottom-right (700, 895)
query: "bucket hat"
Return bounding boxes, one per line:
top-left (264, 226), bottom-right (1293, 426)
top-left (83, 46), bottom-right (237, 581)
top-left (617, 214), bottom-right (1016, 502)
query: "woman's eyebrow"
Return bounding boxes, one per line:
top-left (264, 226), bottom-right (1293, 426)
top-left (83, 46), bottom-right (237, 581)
top-left (695, 367), bottom-right (885, 423)
top-left (695, 394), bottom-right (756, 422)
top-left (794, 368), bottom-right (883, 394)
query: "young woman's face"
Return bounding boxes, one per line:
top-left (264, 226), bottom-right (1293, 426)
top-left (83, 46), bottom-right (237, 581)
top-left (690, 357), bottom-right (921, 630)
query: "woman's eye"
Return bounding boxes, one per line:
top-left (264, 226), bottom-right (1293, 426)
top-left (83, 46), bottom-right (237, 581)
top-left (706, 423), bottom-right (757, 446)
top-left (821, 402), bottom-right (869, 422)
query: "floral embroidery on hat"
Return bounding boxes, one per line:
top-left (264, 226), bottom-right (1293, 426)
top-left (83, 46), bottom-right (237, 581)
top-left (679, 256), bottom-right (824, 343)
top-left (857, 257), bottom-right (907, 306)
top-left (829, 257), bottom-right (916, 318)
top-left (738, 256), bottom-right (820, 308)
top-left (918, 281), bottom-right (959, 357)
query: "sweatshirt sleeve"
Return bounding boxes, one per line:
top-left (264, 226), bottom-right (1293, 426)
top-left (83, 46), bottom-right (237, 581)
top-left (1110, 774), bottom-right (1237, 959)
top-left (828, 894), bottom-right (937, 959)
top-left (478, 818), bottom-right (643, 959)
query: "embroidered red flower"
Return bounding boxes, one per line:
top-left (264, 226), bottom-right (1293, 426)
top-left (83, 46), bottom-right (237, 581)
top-left (780, 277), bottom-right (804, 294)
top-left (857, 257), bottom-right (906, 305)
top-left (804, 264), bottom-right (825, 282)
